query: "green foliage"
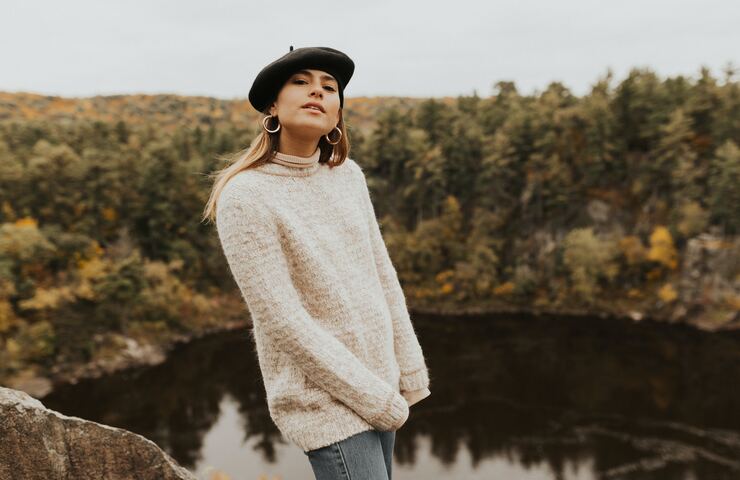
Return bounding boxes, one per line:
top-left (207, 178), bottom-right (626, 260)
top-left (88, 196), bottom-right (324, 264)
top-left (0, 65), bottom-right (739, 380)
top-left (708, 140), bottom-right (740, 234)
top-left (672, 201), bottom-right (710, 239)
top-left (511, 263), bottom-right (538, 297)
top-left (562, 228), bottom-right (619, 303)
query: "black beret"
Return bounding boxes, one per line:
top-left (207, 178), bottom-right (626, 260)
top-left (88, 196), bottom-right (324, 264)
top-left (248, 46), bottom-right (355, 113)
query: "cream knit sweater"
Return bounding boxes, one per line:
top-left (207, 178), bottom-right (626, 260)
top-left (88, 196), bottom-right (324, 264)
top-left (215, 151), bottom-right (431, 452)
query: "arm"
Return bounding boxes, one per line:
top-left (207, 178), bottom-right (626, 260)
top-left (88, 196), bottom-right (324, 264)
top-left (216, 190), bottom-right (409, 431)
top-left (352, 163), bottom-right (431, 394)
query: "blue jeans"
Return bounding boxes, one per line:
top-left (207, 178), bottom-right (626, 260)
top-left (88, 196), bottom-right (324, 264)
top-left (304, 429), bottom-right (396, 480)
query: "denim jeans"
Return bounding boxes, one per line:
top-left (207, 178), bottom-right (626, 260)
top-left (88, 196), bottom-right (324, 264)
top-left (304, 429), bottom-right (396, 480)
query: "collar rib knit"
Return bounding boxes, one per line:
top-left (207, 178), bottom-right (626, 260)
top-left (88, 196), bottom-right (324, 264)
top-left (257, 147), bottom-right (322, 177)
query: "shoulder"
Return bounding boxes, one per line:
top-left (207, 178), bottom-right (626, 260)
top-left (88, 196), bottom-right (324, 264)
top-left (343, 157), bottom-right (364, 175)
top-left (216, 172), bottom-right (274, 228)
top-left (219, 169), bottom-right (272, 208)
top-left (340, 157), bottom-right (369, 188)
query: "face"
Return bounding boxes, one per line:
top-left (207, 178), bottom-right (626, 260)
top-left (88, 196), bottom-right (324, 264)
top-left (269, 69), bottom-right (341, 140)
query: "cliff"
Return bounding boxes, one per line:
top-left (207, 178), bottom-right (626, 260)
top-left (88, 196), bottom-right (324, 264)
top-left (0, 386), bottom-right (195, 480)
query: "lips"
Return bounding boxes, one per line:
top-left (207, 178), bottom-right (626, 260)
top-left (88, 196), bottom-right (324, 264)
top-left (301, 102), bottom-right (325, 113)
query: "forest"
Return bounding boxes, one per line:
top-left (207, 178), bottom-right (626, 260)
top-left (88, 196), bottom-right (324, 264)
top-left (0, 65), bottom-right (738, 387)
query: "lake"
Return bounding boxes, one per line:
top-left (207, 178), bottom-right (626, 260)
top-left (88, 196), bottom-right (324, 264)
top-left (42, 312), bottom-right (740, 480)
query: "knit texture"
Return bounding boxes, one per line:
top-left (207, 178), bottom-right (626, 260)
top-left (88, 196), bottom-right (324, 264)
top-left (215, 156), bottom-right (431, 452)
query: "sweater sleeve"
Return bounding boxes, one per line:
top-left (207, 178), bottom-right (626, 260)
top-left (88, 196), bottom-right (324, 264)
top-left (352, 164), bottom-right (431, 394)
top-left (402, 387), bottom-right (431, 407)
top-left (215, 189), bottom-right (409, 431)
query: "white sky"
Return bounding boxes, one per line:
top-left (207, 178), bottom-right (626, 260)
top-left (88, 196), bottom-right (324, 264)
top-left (1, 0), bottom-right (738, 99)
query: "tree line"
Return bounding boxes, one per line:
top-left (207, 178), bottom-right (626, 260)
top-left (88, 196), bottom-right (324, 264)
top-left (0, 65), bottom-right (738, 384)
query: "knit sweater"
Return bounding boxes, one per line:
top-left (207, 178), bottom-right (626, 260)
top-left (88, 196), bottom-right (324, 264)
top-left (215, 151), bottom-right (431, 452)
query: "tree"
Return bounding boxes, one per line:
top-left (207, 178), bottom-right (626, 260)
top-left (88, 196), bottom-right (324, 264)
top-left (708, 140), bottom-right (740, 234)
top-left (562, 228), bottom-right (619, 302)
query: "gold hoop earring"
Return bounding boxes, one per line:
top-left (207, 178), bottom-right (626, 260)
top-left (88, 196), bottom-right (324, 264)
top-left (324, 126), bottom-right (341, 145)
top-left (262, 115), bottom-right (280, 133)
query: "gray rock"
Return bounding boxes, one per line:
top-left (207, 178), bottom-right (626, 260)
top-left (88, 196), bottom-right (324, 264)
top-left (0, 386), bottom-right (196, 480)
top-left (586, 199), bottom-right (610, 224)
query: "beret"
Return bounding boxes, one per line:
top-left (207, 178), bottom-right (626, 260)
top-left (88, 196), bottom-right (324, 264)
top-left (248, 46), bottom-right (355, 113)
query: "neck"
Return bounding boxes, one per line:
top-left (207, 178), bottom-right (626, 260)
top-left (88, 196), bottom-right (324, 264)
top-left (277, 135), bottom-right (320, 158)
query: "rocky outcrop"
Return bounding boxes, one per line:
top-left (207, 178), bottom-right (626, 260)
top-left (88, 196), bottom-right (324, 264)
top-left (0, 386), bottom-right (196, 480)
top-left (676, 234), bottom-right (740, 329)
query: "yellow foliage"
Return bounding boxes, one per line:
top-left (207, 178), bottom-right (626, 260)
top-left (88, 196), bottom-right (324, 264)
top-left (435, 270), bottom-right (454, 284)
top-left (144, 261), bottom-right (170, 282)
top-left (726, 294), bottom-right (740, 311)
top-left (78, 256), bottom-right (108, 280)
top-left (627, 288), bottom-right (643, 298)
top-left (434, 270), bottom-right (456, 295)
top-left (658, 283), bottom-right (678, 303)
top-left (102, 207), bottom-right (118, 221)
top-left (410, 286), bottom-right (436, 299)
top-left (2, 201), bottom-right (15, 220)
top-left (5, 338), bottom-right (21, 358)
top-left (647, 226), bottom-right (678, 269)
top-left (493, 282), bottom-right (515, 296)
top-left (20, 320), bottom-right (55, 359)
top-left (0, 300), bottom-right (18, 333)
top-left (0, 278), bottom-right (17, 297)
top-left (14, 217), bottom-right (37, 228)
top-left (619, 236), bottom-right (646, 265)
top-left (91, 240), bottom-right (104, 257)
top-left (18, 286), bottom-right (75, 310)
top-left (677, 201), bottom-right (709, 237)
top-left (439, 283), bottom-right (454, 294)
top-left (73, 281), bottom-right (96, 300)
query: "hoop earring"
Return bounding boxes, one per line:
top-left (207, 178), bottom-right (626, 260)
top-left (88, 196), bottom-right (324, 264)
top-left (262, 115), bottom-right (280, 133)
top-left (324, 126), bottom-right (342, 145)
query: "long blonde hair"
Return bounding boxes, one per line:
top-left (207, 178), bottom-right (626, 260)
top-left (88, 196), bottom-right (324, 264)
top-left (201, 110), bottom-right (351, 224)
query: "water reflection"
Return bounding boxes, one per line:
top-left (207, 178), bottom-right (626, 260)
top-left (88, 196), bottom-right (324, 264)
top-left (42, 313), bottom-right (740, 479)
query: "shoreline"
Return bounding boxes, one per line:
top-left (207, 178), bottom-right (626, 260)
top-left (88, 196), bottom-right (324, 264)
top-left (7, 318), bottom-right (250, 400)
top-left (5, 300), bottom-right (739, 400)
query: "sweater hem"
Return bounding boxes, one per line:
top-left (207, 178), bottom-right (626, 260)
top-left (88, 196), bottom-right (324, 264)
top-left (284, 411), bottom-right (377, 453)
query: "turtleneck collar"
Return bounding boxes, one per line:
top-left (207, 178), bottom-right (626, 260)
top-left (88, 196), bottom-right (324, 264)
top-left (271, 147), bottom-right (321, 168)
top-left (252, 147), bottom-right (324, 177)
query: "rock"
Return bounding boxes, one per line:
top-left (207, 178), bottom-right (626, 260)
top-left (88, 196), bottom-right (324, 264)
top-left (670, 304), bottom-right (688, 323)
top-left (0, 386), bottom-right (196, 480)
top-left (586, 199), bottom-right (610, 224)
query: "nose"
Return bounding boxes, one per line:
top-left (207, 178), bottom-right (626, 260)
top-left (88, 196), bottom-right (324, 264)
top-left (309, 81), bottom-right (323, 99)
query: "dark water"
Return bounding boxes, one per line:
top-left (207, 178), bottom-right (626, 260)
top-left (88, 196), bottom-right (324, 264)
top-left (42, 313), bottom-right (740, 480)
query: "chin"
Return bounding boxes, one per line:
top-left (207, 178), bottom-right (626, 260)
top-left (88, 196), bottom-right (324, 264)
top-left (285, 120), bottom-right (330, 135)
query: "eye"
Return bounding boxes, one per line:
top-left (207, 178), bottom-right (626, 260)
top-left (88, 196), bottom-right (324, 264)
top-left (293, 78), bottom-right (336, 91)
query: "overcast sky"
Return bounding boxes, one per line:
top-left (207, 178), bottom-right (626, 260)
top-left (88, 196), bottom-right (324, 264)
top-left (1, 0), bottom-right (737, 100)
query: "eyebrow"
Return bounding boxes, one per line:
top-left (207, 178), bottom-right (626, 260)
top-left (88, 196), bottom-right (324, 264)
top-left (294, 69), bottom-right (338, 84)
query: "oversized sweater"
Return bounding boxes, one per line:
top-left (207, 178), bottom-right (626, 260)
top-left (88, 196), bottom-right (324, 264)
top-left (215, 151), bottom-right (431, 452)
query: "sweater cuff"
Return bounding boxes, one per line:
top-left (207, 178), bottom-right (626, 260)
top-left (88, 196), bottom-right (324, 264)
top-left (399, 367), bottom-right (429, 392)
top-left (371, 390), bottom-right (409, 431)
top-left (402, 387), bottom-right (431, 407)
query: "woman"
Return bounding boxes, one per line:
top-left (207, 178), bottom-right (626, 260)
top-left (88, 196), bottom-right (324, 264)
top-left (202, 46), bottom-right (431, 480)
